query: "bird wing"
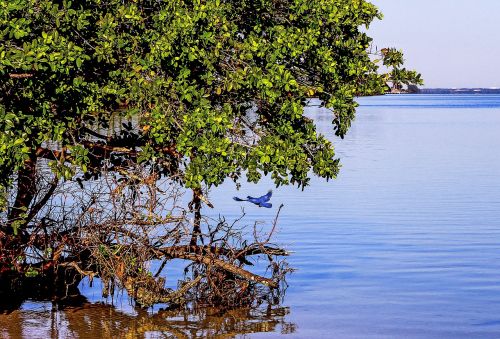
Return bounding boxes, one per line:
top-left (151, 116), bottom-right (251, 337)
top-left (259, 202), bottom-right (272, 208)
top-left (233, 197), bottom-right (246, 202)
top-left (259, 190), bottom-right (273, 202)
top-left (246, 197), bottom-right (261, 204)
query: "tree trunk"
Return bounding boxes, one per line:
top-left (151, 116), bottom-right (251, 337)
top-left (189, 188), bottom-right (202, 246)
top-left (5, 155), bottom-right (37, 235)
top-left (1, 155), bottom-right (37, 272)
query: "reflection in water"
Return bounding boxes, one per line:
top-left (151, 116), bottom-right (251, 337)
top-left (0, 302), bottom-right (295, 338)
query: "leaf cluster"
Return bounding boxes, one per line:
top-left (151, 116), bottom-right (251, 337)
top-left (380, 47), bottom-right (423, 90)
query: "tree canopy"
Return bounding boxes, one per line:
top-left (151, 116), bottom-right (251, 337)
top-left (1, 0), bottom-right (421, 195)
top-left (0, 0), bottom-right (421, 306)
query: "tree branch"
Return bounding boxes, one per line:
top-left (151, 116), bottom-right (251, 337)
top-left (172, 252), bottom-right (278, 288)
top-left (26, 175), bottom-right (59, 224)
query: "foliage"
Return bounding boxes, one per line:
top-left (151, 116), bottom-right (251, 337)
top-left (380, 48), bottom-right (423, 91)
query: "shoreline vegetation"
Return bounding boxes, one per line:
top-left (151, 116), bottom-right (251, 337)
top-left (0, 0), bottom-right (421, 312)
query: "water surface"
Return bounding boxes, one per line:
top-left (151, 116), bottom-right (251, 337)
top-left (214, 94), bottom-right (500, 338)
top-left (2, 94), bottom-right (500, 338)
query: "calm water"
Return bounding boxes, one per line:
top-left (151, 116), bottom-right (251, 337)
top-left (2, 94), bottom-right (500, 338)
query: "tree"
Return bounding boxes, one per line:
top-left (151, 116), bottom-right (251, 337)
top-left (0, 0), bottom-right (421, 306)
top-left (380, 47), bottom-right (423, 93)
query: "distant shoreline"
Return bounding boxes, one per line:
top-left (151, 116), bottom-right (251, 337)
top-left (411, 88), bottom-right (500, 95)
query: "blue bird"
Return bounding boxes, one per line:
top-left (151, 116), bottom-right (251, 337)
top-left (233, 190), bottom-right (273, 208)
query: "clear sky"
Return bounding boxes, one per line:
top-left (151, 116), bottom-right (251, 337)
top-left (368, 0), bottom-right (500, 88)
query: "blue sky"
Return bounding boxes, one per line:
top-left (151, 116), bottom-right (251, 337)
top-left (368, 0), bottom-right (500, 88)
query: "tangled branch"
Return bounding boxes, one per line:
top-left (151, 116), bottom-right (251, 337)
top-left (0, 160), bottom-right (291, 308)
